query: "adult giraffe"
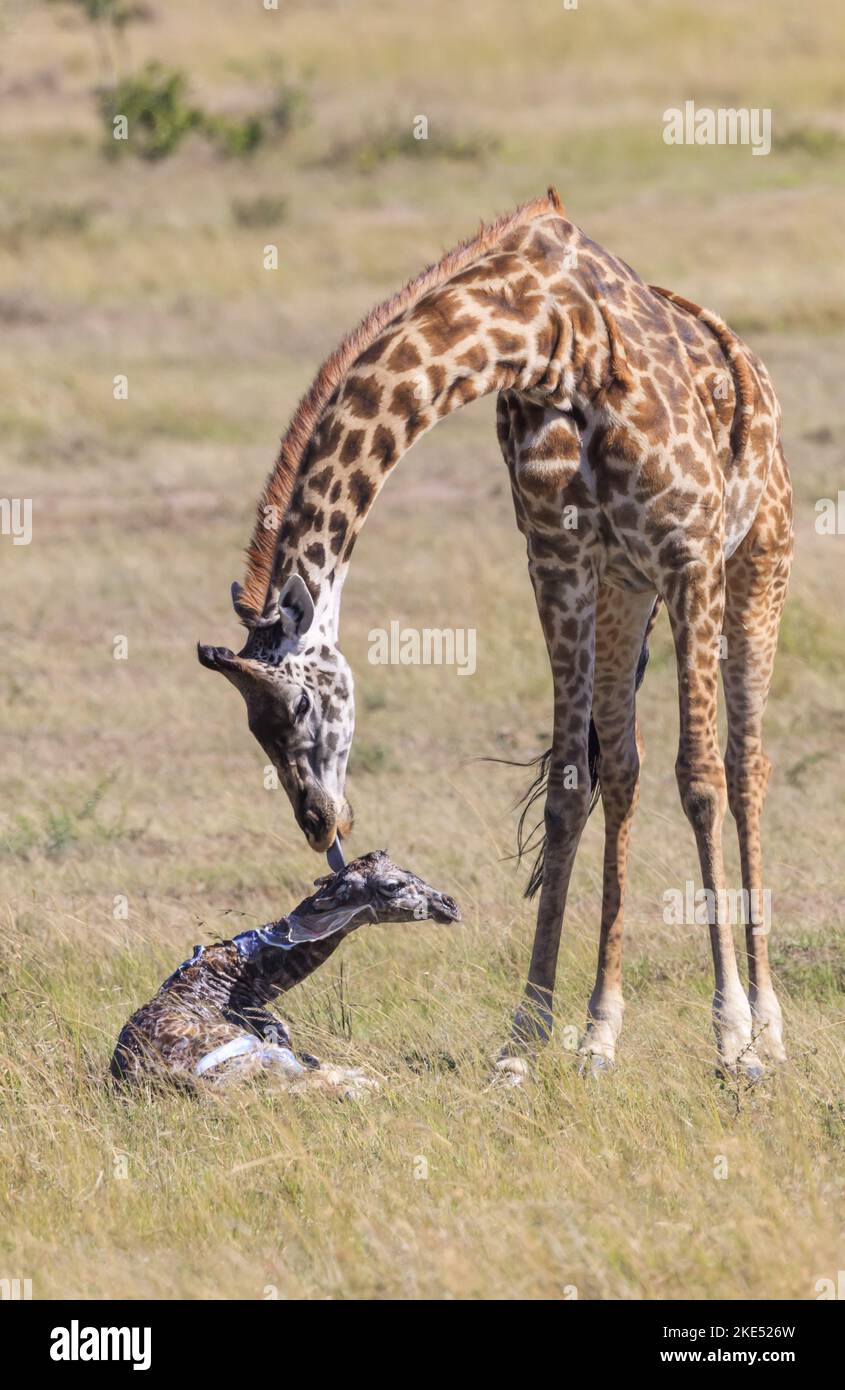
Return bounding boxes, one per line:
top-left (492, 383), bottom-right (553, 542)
top-left (198, 189), bottom-right (793, 1080)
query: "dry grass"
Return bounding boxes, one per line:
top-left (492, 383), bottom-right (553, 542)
top-left (1, 0), bottom-right (843, 1300)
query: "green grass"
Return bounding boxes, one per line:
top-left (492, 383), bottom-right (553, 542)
top-left (1, 0), bottom-right (844, 1301)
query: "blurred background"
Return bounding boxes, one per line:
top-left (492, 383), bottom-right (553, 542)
top-left (1, 0), bottom-right (843, 1300)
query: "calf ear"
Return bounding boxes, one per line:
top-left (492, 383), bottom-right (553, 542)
top-left (277, 573), bottom-right (315, 641)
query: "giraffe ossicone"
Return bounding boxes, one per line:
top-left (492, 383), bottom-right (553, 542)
top-left (198, 188), bottom-right (793, 1082)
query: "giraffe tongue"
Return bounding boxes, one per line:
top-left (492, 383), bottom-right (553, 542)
top-left (326, 837), bottom-right (346, 873)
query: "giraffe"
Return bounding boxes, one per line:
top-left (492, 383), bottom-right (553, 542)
top-left (110, 851), bottom-right (460, 1091)
top-left (198, 189), bottom-right (793, 1081)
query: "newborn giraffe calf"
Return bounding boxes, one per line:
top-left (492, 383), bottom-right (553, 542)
top-left (110, 851), bottom-right (460, 1097)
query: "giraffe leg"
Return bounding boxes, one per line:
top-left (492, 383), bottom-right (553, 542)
top-left (665, 558), bottom-right (763, 1080)
top-left (579, 587), bottom-right (658, 1070)
top-left (722, 484), bottom-right (792, 1064)
top-left (495, 575), bottom-right (598, 1082)
top-left (287, 1063), bottom-right (381, 1099)
top-left (205, 1038), bottom-right (379, 1097)
top-left (492, 391), bottom-right (601, 1084)
top-left (235, 1006), bottom-right (293, 1047)
top-left (228, 1007), bottom-right (321, 1067)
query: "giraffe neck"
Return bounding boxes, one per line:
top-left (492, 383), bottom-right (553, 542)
top-left (167, 918), bottom-right (356, 1014)
top-left (266, 237), bottom-right (601, 609)
top-left (239, 922), bottom-right (354, 1000)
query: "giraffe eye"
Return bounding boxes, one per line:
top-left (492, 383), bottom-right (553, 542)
top-left (295, 692), bottom-right (310, 720)
top-left (381, 879), bottom-right (401, 893)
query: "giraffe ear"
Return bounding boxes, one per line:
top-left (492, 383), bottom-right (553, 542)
top-left (277, 573), bottom-right (315, 641)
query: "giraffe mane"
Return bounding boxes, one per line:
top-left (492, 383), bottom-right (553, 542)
top-left (237, 186), bottom-right (566, 623)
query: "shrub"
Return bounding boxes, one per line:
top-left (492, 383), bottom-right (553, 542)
top-left (203, 114), bottom-right (264, 159)
top-left (99, 62), bottom-right (202, 161)
top-left (268, 76), bottom-right (310, 135)
top-left (321, 122), bottom-right (499, 174)
top-left (230, 195), bottom-right (287, 229)
top-left (96, 63), bottom-right (308, 162)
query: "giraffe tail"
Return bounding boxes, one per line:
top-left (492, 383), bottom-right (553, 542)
top-left (514, 596), bottom-right (661, 898)
top-left (649, 284), bottom-right (755, 463)
top-left (510, 733), bottom-right (602, 899)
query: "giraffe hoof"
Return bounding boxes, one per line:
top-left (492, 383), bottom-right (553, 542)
top-left (717, 1050), bottom-right (765, 1086)
top-left (291, 1064), bottom-right (380, 1099)
top-left (763, 1048), bottom-right (788, 1067)
top-left (491, 1056), bottom-right (530, 1088)
top-left (740, 1057), bottom-right (765, 1085)
top-left (578, 1051), bottom-right (614, 1078)
top-left (754, 1027), bottom-right (787, 1066)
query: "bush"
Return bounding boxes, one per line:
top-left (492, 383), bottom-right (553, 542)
top-left (321, 122), bottom-right (499, 174)
top-left (230, 195), bottom-right (287, 229)
top-left (203, 114), bottom-right (264, 159)
top-left (268, 77), bottom-right (310, 135)
top-left (772, 124), bottom-right (845, 158)
top-left (99, 63), bottom-right (202, 161)
top-left (97, 62), bottom-right (308, 162)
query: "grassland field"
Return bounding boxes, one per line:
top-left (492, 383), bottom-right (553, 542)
top-left (1, 0), bottom-right (844, 1299)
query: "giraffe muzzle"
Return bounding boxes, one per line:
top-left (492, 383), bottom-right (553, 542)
top-left (297, 786), bottom-right (345, 853)
top-left (428, 891), bottom-right (461, 924)
top-left (301, 804), bottom-right (332, 850)
top-left (197, 643), bottom-right (238, 672)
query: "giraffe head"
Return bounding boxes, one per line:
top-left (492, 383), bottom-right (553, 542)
top-left (288, 850), bottom-right (461, 936)
top-left (198, 574), bottom-right (355, 853)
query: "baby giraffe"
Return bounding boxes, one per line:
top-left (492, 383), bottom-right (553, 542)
top-left (110, 851), bottom-right (460, 1096)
